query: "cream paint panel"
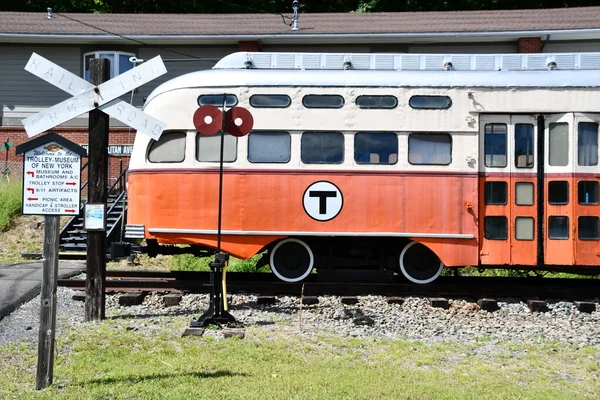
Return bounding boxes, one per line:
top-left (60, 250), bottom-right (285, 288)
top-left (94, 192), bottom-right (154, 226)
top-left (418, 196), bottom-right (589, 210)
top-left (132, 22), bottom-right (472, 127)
top-left (466, 88), bottom-right (600, 114)
top-left (144, 86), bottom-right (476, 133)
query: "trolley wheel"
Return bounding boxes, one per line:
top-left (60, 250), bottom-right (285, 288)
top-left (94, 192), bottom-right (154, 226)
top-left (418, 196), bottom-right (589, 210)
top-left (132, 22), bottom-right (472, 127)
top-left (269, 238), bottom-right (314, 283)
top-left (399, 241), bottom-right (444, 284)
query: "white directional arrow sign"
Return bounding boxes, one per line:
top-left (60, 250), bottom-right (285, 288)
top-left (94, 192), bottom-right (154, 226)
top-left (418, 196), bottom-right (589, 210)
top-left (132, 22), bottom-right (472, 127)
top-left (22, 52), bottom-right (167, 140)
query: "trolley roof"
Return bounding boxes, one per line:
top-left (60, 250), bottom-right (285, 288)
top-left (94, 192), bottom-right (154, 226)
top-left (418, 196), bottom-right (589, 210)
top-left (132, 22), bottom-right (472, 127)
top-left (145, 52), bottom-right (600, 104)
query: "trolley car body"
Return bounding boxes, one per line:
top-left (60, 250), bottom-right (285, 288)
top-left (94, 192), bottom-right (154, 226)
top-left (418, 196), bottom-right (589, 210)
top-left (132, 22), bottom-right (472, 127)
top-left (126, 52), bottom-right (600, 283)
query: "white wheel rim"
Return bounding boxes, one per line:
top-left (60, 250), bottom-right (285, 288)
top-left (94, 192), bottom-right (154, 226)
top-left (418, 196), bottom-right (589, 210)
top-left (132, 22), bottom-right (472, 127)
top-left (269, 238), bottom-right (314, 283)
top-left (399, 241), bottom-right (444, 284)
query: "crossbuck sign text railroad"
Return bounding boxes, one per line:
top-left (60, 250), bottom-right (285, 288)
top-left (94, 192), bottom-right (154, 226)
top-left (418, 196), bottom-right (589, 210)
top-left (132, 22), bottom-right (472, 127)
top-left (22, 53), bottom-right (167, 140)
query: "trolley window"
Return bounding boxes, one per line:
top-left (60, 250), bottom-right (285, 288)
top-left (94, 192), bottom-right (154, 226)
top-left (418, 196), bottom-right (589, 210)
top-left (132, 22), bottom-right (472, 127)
top-left (515, 182), bottom-right (534, 206)
top-left (548, 181), bottom-right (569, 205)
top-left (484, 181), bottom-right (507, 205)
top-left (484, 123), bottom-right (507, 167)
top-left (301, 132), bottom-right (344, 164)
top-left (549, 216), bottom-right (569, 240)
top-left (355, 95), bottom-right (398, 109)
top-left (408, 133), bottom-right (451, 165)
top-left (484, 216), bottom-right (508, 240)
top-left (354, 133), bottom-right (398, 164)
top-left (196, 133), bottom-right (237, 162)
top-left (197, 94), bottom-right (238, 107)
top-left (578, 181), bottom-right (599, 204)
top-left (250, 94), bottom-right (291, 108)
top-left (578, 122), bottom-right (599, 166)
top-left (248, 131), bottom-right (291, 163)
top-left (409, 95), bottom-right (451, 109)
top-left (515, 217), bottom-right (535, 241)
top-left (302, 95), bottom-right (344, 109)
top-left (579, 216), bottom-right (599, 240)
top-left (147, 131), bottom-right (186, 163)
top-left (515, 124), bottom-right (534, 168)
top-left (549, 122), bottom-right (569, 166)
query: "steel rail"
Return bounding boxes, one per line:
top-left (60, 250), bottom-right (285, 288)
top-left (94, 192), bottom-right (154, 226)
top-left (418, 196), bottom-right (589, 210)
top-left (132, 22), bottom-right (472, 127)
top-left (57, 271), bottom-right (600, 300)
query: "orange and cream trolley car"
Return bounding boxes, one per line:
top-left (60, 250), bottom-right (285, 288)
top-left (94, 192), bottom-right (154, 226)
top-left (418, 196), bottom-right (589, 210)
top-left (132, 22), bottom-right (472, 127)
top-left (125, 51), bottom-right (600, 284)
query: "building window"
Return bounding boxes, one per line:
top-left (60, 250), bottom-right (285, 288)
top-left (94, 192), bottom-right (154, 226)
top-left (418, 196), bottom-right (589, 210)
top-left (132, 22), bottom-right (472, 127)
top-left (196, 133), bottom-right (237, 162)
top-left (354, 132), bottom-right (398, 164)
top-left (250, 95), bottom-right (291, 108)
top-left (248, 132), bottom-right (291, 163)
top-left (409, 95), bottom-right (452, 109)
top-left (484, 123), bottom-right (507, 167)
top-left (515, 124), bottom-right (534, 168)
top-left (355, 95), bottom-right (398, 109)
top-left (578, 122), bottom-right (599, 166)
top-left (302, 95), bottom-right (344, 109)
top-left (408, 133), bottom-right (451, 165)
top-left (484, 181), bottom-right (507, 205)
top-left (147, 132), bottom-right (186, 163)
top-left (83, 51), bottom-right (135, 81)
top-left (198, 94), bottom-right (238, 107)
top-left (301, 132), bottom-right (344, 164)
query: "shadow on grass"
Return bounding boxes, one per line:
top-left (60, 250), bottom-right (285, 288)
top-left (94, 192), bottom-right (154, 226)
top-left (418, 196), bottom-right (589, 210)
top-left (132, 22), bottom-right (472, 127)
top-left (76, 370), bottom-right (247, 386)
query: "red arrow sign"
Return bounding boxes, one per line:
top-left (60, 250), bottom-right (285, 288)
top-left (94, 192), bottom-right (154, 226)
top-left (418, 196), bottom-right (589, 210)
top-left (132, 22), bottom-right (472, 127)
top-left (26, 188), bottom-right (35, 194)
top-left (65, 182), bottom-right (77, 186)
top-left (26, 171), bottom-right (34, 178)
top-left (27, 197), bottom-right (39, 201)
top-left (65, 209), bottom-right (76, 213)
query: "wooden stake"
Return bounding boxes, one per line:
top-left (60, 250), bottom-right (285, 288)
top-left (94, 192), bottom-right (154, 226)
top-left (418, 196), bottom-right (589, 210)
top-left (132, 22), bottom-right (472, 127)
top-left (36, 215), bottom-right (60, 390)
top-left (85, 58), bottom-right (110, 322)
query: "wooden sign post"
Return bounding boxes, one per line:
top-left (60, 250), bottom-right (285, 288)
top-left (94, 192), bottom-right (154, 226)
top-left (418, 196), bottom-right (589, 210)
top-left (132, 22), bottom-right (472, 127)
top-left (16, 133), bottom-right (86, 390)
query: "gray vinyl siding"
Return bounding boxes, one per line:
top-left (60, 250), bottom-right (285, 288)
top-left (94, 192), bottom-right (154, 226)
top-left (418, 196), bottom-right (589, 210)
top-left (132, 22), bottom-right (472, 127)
top-left (0, 45), bottom-right (81, 108)
top-left (137, 46), bottom-right (238, 106)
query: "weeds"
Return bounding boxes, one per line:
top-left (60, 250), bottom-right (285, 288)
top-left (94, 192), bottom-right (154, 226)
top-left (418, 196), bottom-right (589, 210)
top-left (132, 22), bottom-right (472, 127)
top-left (0, 181), bottom-right (21, 231)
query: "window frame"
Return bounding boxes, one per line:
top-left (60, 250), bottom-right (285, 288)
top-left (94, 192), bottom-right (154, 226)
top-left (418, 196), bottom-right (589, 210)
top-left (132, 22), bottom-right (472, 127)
top-left (353, 132), bottom-right (399, 165)
top-left (408, 95), bottom-right (452, 110)
top-left (83, 51), bottom-right (135, 81)
top-left (147, 131), bottom-right (187, 163)
top-left (195, 132), bottom-right (238, 163)
top-left (300, 131), bottom-right (345, 164)
top-left (355, 95), bottom-right (398, 110)
top-left (407, 132), bottom-right (452, 166)
top-left (249, 94), bottom-right (291, 109)
top-left (247, 131), bottom-right (292, 164)
top-left (302, 95), bottom-right (345, 109)
top-left (197, 94), bottom-right (238, 107)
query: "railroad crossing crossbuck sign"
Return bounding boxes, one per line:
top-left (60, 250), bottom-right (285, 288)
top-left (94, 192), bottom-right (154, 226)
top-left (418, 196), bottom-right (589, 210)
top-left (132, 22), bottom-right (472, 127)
top-left (21, 53), bottom-right (167, 140)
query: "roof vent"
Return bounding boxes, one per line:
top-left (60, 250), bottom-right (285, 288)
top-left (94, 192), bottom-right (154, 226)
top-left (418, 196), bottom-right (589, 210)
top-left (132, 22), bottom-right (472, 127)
top-left (291, 0), bottom-right (299, 31)
top-left (547, 61), bottom-right (557, 70)
top-left (47, 7), bottom-right (53, 19)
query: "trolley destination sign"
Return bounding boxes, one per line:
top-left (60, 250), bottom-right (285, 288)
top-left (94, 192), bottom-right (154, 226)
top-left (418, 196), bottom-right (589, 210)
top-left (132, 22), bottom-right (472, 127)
top-left (17, 132), bottom-right (87, 216)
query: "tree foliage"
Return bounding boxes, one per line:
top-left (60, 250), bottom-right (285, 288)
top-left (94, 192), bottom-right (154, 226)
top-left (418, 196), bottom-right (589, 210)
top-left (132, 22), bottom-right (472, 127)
top-left (5, 0), bottom-right (599, 13)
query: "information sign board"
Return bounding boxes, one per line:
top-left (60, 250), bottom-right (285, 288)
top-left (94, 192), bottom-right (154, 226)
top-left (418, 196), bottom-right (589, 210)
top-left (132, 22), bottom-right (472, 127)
top-left (22, 142), bottom-right (81, 216)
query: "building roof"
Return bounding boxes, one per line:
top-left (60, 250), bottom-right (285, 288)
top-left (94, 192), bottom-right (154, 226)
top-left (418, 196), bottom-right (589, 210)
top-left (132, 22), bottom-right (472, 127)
top-left (1, 7), bottom-right (600, 44)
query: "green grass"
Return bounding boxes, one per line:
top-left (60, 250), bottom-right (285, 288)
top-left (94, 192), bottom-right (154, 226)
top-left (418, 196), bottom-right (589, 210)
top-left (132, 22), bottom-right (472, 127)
top-left (0, 181), bottom-right (21, 231)
top-left (0, 321), bottom-right (598, 400)
top-left (172, 253), bottom-right (269, 273)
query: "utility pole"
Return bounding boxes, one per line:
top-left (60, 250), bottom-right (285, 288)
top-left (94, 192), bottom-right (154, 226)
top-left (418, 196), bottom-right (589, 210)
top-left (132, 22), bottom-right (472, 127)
top-left (85, 58), bottom-right (110, 322)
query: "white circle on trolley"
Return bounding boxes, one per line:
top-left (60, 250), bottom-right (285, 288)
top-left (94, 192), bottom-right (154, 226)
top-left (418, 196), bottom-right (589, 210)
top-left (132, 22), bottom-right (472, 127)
top-left (302, 181), bottom-right (343, 222)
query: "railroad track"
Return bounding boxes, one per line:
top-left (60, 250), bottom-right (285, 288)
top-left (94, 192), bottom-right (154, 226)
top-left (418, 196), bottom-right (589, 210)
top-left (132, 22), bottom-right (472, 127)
top-left (58, 270), bottom-right (600, 300)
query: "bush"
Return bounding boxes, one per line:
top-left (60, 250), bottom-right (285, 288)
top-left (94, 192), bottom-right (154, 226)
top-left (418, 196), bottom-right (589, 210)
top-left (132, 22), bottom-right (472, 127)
top-left (0, 181), bottom-right (21, 231)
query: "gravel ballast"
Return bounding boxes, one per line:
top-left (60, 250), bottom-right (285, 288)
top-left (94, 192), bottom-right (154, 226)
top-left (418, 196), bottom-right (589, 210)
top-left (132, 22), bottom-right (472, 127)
top-left (0, 288), bottom-right (598, 347)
